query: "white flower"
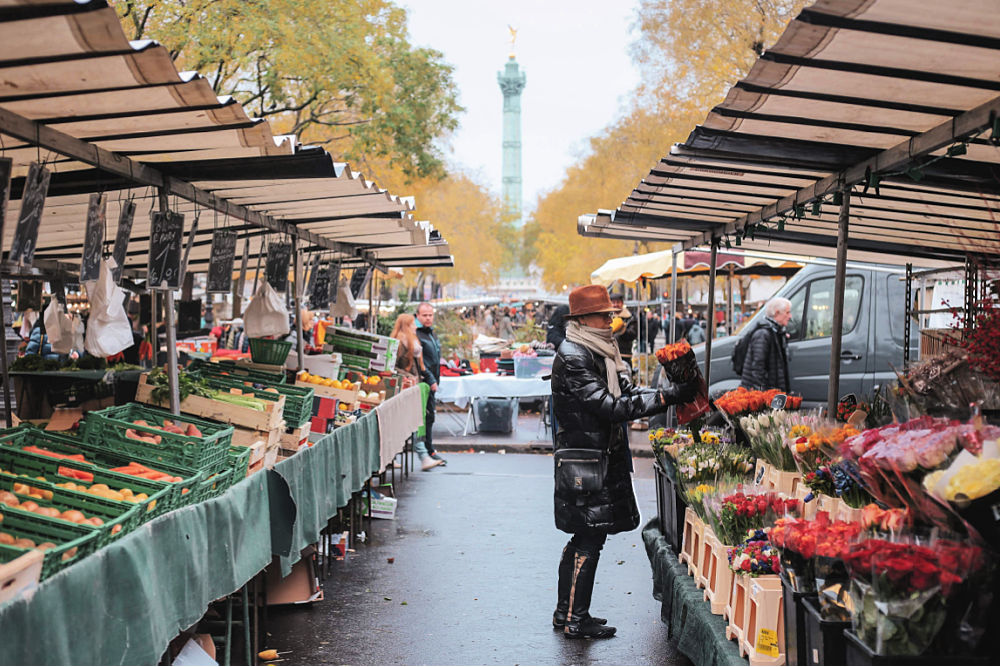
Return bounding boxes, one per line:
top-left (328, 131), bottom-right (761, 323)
top-left (745, 422), bottom-right (758, 436)
top-left (773, 410), bottom-right (787, 426)
top-left (758, 414), bottom-right (771, 429)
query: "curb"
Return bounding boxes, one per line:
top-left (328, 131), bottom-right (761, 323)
top-left (432, 442), bottom-right (655, 458)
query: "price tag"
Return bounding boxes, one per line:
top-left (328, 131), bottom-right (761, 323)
top-left (756, 628), bottom-right (780, 658)
top-left (770, 393), bottom-right (787, 410)
top-left (755, 464), bottom-right (767, 485)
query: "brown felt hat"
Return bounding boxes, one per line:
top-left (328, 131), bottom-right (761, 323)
top-left (568, 285), bottom-right (619, 317)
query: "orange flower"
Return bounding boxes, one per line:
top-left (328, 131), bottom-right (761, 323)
top-left (654, 341), bottom-right (692, 363)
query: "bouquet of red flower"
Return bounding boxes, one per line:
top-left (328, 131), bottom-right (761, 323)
top-left (705, 488), bottom-right (800, 546)
top-left (653, 340), bottom-right (710, 424)
top-left (771, 514), bottom-right (863, 598)
top-left (727, 528), bottom-right (781, 577)
top-left (844, 536), bottom-right (985, 656)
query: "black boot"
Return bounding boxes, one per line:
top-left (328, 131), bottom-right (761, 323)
top-left (563, 550), bottom-right (616, 639)
top-left (553, 545), bottom-right (606, 629)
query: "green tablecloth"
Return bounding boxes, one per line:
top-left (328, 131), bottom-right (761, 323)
top-left (0, 395), bottom-right (412, 663)
top-left (0, 472), bottom-right (272, 665)
top-left (642, 519), bottom-right (748, 666)
top-left (272, 410), bottom-right (380, 576)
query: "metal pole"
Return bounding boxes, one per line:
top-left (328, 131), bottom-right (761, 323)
top-left (158, 187), bottom-right (181, 415)
top-left (827, 187), bottom-right (850, 417)
top-left (0, 278), bottom-right (10, 427)
top-left (727, 265), bottom-right (735, 336)
top-left (292, 236), bottom-right (305, 371)
top-left (368, 270), bottom-right (375, 333)
top-left (669, 250), bottom-right (678, 344)
top-left (705, 240), bottom-right (719, 390)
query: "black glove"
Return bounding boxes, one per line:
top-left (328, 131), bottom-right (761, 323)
top-left (658, 378), bottom-right (700, 406)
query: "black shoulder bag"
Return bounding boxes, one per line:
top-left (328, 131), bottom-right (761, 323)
top-left (554, 448), bottom-right (607, 494)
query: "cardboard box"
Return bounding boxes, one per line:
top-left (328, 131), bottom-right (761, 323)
top-left (0, 550), bottom-right (43, 605)
top-left (362, 483), bottom-right (397, 520)
top-left (264, 551), bottom-right (322, 605)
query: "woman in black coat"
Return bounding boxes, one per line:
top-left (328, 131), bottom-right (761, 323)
top-left (551, 285), bottom-right (697, 639)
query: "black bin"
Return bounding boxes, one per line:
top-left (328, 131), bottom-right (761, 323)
top-left (781, 572), bottom-right (817, 666)
top-left (802, 596), bottom-right (848, 665)
top-left (843, 630), bottom-right (992, 666)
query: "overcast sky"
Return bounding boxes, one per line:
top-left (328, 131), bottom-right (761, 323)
top-left (401, 0), bottom-right (641, 217)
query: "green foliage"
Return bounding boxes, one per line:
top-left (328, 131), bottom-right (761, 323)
top-left (116, 0), bottom-right (462, 181)
top-left (432, 310), bottom-right (473, 359)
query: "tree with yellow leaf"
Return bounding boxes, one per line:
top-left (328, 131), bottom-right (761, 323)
top-left (116, 0), bottom-right (462, 181)
top-left (528, 0), bottom-right (808, 289)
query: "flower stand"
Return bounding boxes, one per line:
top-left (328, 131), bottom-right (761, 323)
top-left (696, 525), bottom-right (718, 590)
top-left (704, 537), bottom-right (735, 616)
top-left (742, 575), bottom-right (785, 666)
top-left (769, 468), bottom-right (801, 497)
top-left (816, 494), bottom-right (838, 518)
top-left (836, 500), bottom-right (863, 524)
top-left (795, 485), bottom-right (817, 521)
top-left (726, 574), bottom-right (751, 647)
top-left (679, 507), bottom-right (705, 579)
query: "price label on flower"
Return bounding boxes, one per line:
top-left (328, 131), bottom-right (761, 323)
top-left (755, 628), bottom-right (780, 658)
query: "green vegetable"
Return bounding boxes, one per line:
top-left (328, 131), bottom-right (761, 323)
top-left (210, 392), bottom-right (266, 411)
top-left (148, 368), bottom-right (214, 403)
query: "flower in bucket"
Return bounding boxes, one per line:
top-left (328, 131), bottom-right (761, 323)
top-left (728, 530), bottom-right (781, 577)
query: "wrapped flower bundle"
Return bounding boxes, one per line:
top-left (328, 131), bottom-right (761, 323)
top-left (845, 536), bottom-right (985, 657)
top-left (740, 409), bottom-right (798, 471)
top-left (705, 488), bottom-right (800, 546)
top-left (728, 528), bottom-right (781, 577)
top-left (653, 340), bottom-right (710, 424)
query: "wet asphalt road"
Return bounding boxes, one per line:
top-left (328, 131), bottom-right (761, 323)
top-left (267, 453), bottom-right (690, 665)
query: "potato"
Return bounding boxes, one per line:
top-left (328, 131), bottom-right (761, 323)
top-left (0, 490), bottom-right (19, 506)
top-left (38, 507), bottom-right (61, 518)
top-left (0, 532), bottom-right (13, 545)
top-left (60, 510), bottom-right (85, 523)
top-left (14, 537), bottom-right (35, 549)
top-left (35, 542), bottom-right (56, 552)
top-left (19, 501), bottom-right (39, 512)
top-left (88, 517), bottom-right (104, 527)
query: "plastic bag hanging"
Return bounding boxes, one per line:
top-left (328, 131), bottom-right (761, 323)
top-left (84, 258), bottom-right (134, 358)
top-left (243, 280), bottom-right (290, 338)
top-left (43, 299), bottom-right (77, 354)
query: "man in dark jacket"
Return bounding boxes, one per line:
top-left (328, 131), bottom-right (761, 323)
top-left (550, 285), bottom-right (697, 639)
top-left (608, 290), bottom-right (637, 370)
top-left (643, 310), bottom-right (661, 353)
top-left (740, 297), bottom-right (792, 392)
top-left (416, 302), bottom-right (446, 466)
top-left (546, 304), bottom-right (570, 349)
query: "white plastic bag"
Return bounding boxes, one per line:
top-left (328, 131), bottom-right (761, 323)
top-left (43, 299), bottom-right (76, 354)
top-left (70, 314), bottom-right (85, 353)
top-left (84, 259), bottom-right (133, 357)
top-left (243, 281), bottom-right (290, 338)
top-left (330, 282), bottom-right (357, 321)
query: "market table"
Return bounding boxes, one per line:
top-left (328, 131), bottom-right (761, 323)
top-left (436, 373), bottom-right (551, 435)
top-left (0, 390), bottom-right (423, 664)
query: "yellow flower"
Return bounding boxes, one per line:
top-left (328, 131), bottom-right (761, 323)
top-left (945, 459), bottom-right (1000, 501)
top-left (788, 425), bottom-right (812, 439)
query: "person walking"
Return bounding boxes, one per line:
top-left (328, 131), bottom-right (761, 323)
top-left (391, 313), bottom-right (443, 470)
top-left (740, 297), bottom-right (792, 393)
top-left (416, 302), bottom-right (447, 467)
top-left (644, 310), bottom-right (661, 353)
top-left (550, 285), bottom-right (698, 639)
top-left (608, 290), bottom-right (637, 370)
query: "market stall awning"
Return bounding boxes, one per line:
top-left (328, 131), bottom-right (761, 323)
top-left (581, 0), bottom-right (1000, 262)
top-left (0, 0), bottom-right (453, 273)
top-left (589, 247), bottom-right (804, 285)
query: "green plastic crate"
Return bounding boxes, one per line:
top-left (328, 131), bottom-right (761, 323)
top-left (188, 359), bottom-right (287, 385)
top-left (0, 475), bottom-right (140, 548)
top-left (249, 338), bottom-right (293, 365)
top-left (0, 426), bottom-right (207, 509)
top-left (0, 506), bottom-right (99, 580)
top-left (200, 376), bottom-right (314, 428)
top-left (80, 403), bottom-right (233, 473)
top-left (227, 446), bottom-right (252, 490)
top-left (0, 447), bottom-right (173, 520)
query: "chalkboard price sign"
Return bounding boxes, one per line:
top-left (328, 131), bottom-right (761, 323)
top-left (207, 230), bottom-right (238, 293)
top-left (111, 199), bottom-right (136, 284)
top-left (147, 210), bottom-right (184, 290)
top-left (80, 193), bottom-right (106, 283)
top-left (266, 242), bottom-right (292, 293)
top-left (9, 162), bottom-right (51, 267)
top-left (349, 266), bottom-right (371, 299)
top-left (309, 265), bottom-right (330, 310)
top-left (0, 158), bottom-right (11, 238)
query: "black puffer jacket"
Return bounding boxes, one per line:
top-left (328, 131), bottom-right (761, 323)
top-left (551, 339), bottom-right (668, 534)
top-left (740, 317), bottom-right (790, 393)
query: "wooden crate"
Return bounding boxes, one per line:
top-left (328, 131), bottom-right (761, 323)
top-left (232, 425), bottom-right (282, 450)
top-left (295, 380), bottom-right (359, 404)
top-left (136, 374), bottom-right (286, 432)
top-left (0, 550), bottom-right (43, 605)
top-left (280, 422), bottom-right (310, 451)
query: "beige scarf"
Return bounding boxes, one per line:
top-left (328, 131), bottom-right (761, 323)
top-left (565, 319), bottom-right (630, 398)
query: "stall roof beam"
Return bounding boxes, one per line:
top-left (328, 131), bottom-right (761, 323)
top-left (684, 94), bottom-right (1000, 249)
top-left (0, 106), bottom-right (383, 263)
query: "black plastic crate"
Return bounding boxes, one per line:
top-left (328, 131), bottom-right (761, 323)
top-left (475, 398), bottom-right (517, 433)
top-left (843, 630), bottom-right (991, 666)
top-left (781, 572), bottom-right (817, 666)
top-left (802, 595), bottom-right (848, 665)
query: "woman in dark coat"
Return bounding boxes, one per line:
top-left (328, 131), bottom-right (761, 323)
top-left (551, 285), bottom-right (697, 639)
